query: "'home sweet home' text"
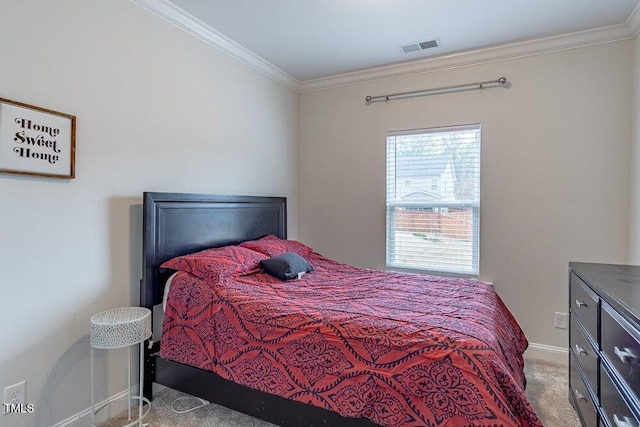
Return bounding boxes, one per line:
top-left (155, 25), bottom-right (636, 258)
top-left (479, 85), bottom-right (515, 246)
top-left (13, 117), bottom-right (61, 164)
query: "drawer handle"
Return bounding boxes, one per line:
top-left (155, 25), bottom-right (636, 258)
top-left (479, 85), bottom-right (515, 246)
top-left (614, 346), bottom-right (638, 364)
top-left (613, 414), bottom-right (635, 427)
top-left (574, 344), bottom-right (588, 356)
top-left (573, 389), bottom-right (587, 402)
top-left (575, 299), bottom-right (588, 308)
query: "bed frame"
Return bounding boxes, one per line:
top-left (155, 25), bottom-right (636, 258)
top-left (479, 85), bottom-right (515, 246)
top-left (140, 192), bottom-right (375, 426)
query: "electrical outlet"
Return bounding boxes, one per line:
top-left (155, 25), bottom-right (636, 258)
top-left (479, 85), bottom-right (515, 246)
top-left (554, 312), bottom-right (568, 329)
top-left (3, 381), bottom-right (25, 415)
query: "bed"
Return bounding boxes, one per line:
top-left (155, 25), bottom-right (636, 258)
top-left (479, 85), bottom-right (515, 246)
top-left (140, 191), bottom-right (542, 426)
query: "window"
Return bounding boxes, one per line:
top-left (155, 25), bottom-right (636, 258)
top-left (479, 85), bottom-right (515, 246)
top-left (386, 125), bottom-right (480, 276)
top-left (430, 178), bottom-right (439, 192)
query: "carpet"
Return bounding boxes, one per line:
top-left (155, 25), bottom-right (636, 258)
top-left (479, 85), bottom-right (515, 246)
top-left (101, 358), bottom-right (580, 426)
top-left (523, 359), bottom-right (581, 427)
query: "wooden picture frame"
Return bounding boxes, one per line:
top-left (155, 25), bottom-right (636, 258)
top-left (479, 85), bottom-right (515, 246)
top-left (0, 97), bottom-right (76, 179)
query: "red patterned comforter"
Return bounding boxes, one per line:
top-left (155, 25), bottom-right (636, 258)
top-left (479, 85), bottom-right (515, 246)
top-left (161, 253), bottom-right (541, 426)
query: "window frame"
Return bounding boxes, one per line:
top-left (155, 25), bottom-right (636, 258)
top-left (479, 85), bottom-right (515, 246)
top-left (385, 124), bottom-right (481, 277)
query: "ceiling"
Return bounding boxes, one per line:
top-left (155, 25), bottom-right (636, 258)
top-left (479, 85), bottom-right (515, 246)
top-left (164, 0), bottom-right (639, 82)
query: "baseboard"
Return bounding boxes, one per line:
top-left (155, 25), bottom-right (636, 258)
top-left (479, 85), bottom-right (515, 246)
top-left (524, 342), bottom-right (569, 366)
top-left (52, 386), bottom-right (139, 427)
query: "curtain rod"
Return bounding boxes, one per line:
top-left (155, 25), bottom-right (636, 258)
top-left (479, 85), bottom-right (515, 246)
top-left (365, 77), bottom-right (507, 105)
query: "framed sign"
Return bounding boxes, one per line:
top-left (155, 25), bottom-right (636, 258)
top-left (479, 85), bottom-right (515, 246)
top-left (0, 97), bottom-right (76, 179)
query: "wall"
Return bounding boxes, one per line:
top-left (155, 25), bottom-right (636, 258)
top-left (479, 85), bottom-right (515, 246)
top-left (630, 35), bottom-right (640, 264)
top-left (299, 41), bottom-right (632, 355)
top-left (0, 1), bottom-right (298, 426)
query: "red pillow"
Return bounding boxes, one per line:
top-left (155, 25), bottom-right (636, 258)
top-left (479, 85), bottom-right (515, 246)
top-left (239, 235), bottom-right (287, 257)
top-left (239, 235), bottom-right (313, 257)
top-left (161, 245), bottom-right (267, 280)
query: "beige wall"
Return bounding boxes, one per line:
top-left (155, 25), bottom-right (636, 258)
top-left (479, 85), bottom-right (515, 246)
top-left (299, 41), bottom-right (633, 352)
top-left (630, 35), bottom-right (640, 264)
top-left (0, 1), bottom-right (298, 426)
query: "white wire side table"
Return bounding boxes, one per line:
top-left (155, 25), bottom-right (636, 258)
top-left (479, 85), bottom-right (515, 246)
top-left (90, 307), bottom-right (152, 427)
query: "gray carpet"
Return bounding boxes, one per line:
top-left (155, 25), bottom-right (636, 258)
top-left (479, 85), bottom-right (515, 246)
top-left (524, 359), bottom-right (581, 427)
top-left (101, 359), bottom-right (579, 427)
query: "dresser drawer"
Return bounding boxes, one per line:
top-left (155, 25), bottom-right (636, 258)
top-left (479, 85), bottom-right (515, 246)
top-left (601, 302), bottom-right (640, 402)
top-left (571, 272), bottom-right (599, 341)
top-left (570, 351), bottom-right (599, 427)
top-left (571, 314), bottom-right (598, 394)
top-left (600, 364), bottom-right (640, 427)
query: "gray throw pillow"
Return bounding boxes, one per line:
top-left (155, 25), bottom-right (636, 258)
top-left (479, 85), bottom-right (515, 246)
top-left (260, 252), bottom-right (314, 280)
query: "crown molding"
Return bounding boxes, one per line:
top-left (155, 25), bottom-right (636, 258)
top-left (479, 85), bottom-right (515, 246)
top-left (130, 0), bottom-right (300, 91)
top-left (628, 0), bottom-right (640, 37)
top-left (132, 0), bottom-right (640, 94)
top-left (298, 22), bottom-right (638, 92)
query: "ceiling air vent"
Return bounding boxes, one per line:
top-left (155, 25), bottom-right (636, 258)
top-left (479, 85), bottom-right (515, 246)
top-left (400, 39), bottom-right (439, 54)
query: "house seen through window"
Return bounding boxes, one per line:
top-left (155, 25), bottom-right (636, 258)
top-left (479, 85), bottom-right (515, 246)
top-left (386, 125), bottom-right (480, 276)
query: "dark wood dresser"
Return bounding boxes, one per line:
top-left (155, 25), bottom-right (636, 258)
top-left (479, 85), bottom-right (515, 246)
top-left (569, 262), bottom-right (640, 427)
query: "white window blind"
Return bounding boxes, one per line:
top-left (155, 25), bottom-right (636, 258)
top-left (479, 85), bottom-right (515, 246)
top-left (386, 125), bottom-right (480, 275)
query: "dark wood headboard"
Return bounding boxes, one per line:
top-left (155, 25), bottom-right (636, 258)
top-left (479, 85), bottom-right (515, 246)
top-left (140, 192), bottom-right (287, 309)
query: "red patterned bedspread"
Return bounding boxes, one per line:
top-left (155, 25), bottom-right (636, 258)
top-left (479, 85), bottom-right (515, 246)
top-left (161, 253), bottom-right (541, 426)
